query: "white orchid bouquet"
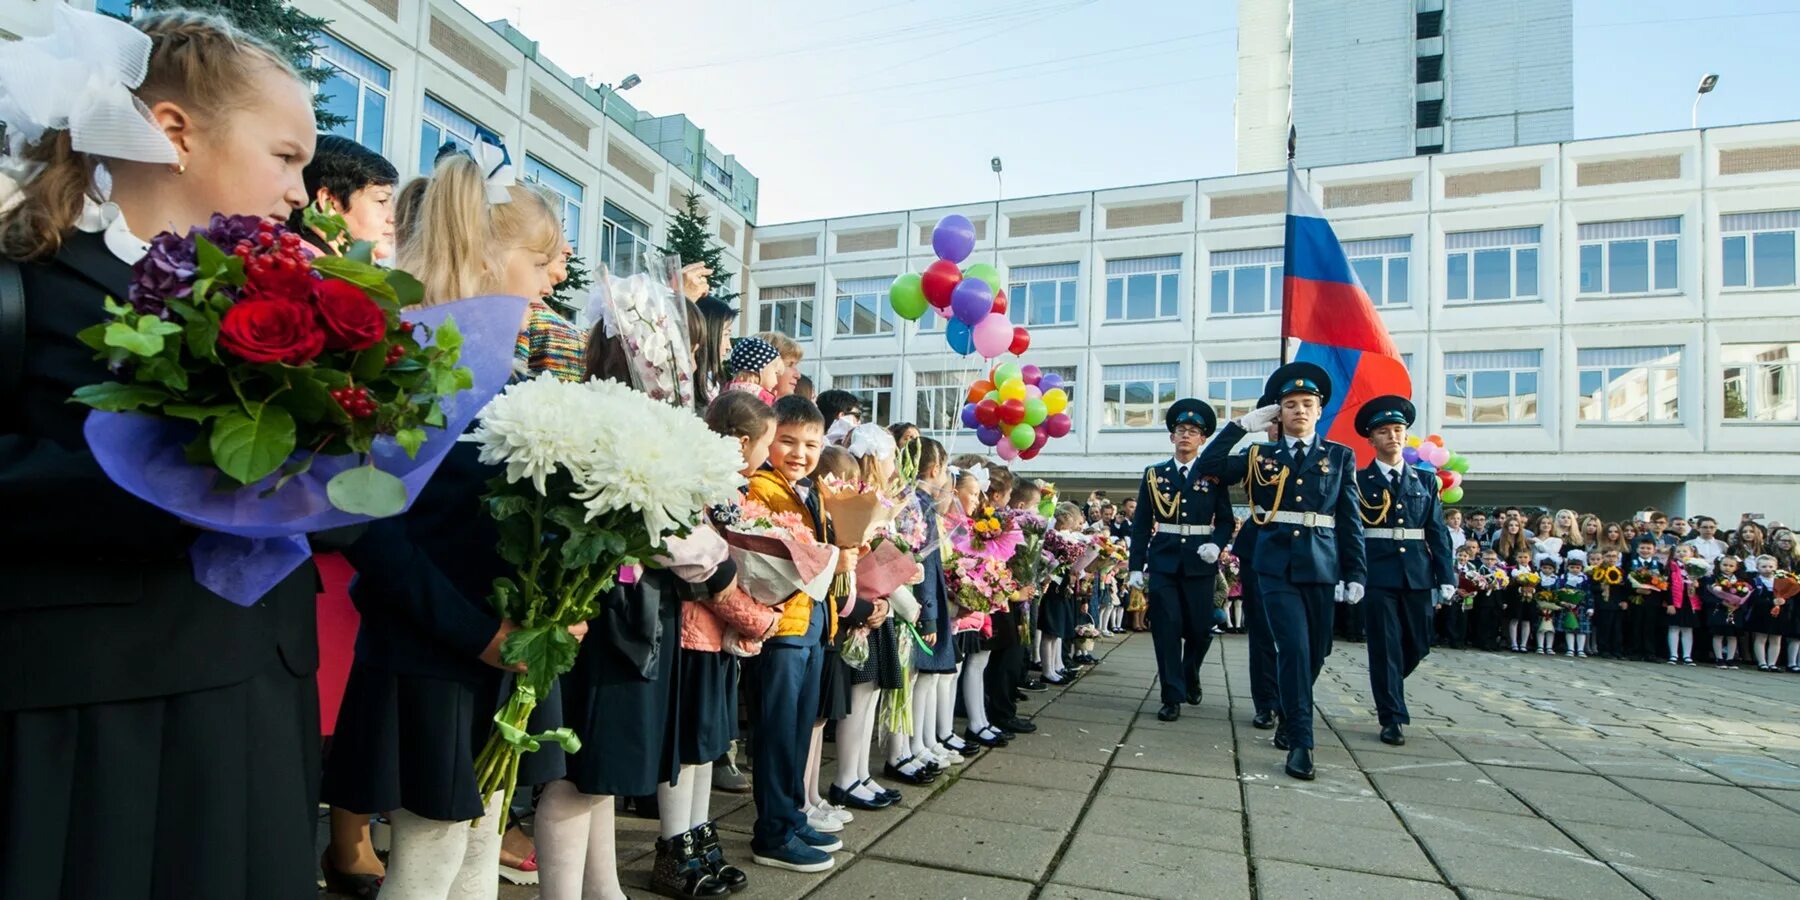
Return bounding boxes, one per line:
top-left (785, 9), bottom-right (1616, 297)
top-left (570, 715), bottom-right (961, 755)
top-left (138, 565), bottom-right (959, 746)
top-left (461, 374), bottom-right (743, 827)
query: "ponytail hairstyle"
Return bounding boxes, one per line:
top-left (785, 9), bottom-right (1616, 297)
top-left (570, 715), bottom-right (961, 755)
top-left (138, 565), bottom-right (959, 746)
top-left (704, 390), bottom-right (776, 443)
top-left (0, 11), bottom-right (295, 261)
top-left (394, 153), bottom-right (563, 305)
top-left (813, 445), bottom-right (858, 482)
top-left (391, 177), bottom-right (428, 248)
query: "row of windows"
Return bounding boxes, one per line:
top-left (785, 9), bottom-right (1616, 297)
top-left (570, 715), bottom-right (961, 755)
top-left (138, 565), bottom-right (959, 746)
top-left (806, 343), bottom-right (1800, 434)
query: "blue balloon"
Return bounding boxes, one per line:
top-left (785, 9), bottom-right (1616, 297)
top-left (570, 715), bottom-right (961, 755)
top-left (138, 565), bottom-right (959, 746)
top-left (960, 402), bottom-right (980, 429)
top-left (950, 278), bottom-right (993, 327)
top-left (946, 318), bottom-right (975, 355)
top-left (975, 424), bottom-right (1002, 447)
top-left (932, 214), bottom-right (977, 264)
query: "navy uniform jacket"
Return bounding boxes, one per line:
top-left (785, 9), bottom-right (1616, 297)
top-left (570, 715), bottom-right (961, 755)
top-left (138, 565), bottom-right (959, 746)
top-left (1356, 463), bottom-right (1456, 591)
top-left (1129, 458), bottom-right (1237, 578)
top-left (1196, 422), bottom-right (1366, 588)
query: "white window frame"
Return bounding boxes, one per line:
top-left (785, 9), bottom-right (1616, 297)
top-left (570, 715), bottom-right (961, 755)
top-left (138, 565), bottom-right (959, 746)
top-left (1576, 347), bottom-right (1682, 425)
top-left (1007, 262), bottom-right (1080, 328)
top-left (601, 200), bottom-right (651, 278)
top-left (756, 284), bottom-right (816, 340)
top-left (1443, 350), bottom-right (1541, 425)
top-left (1101, 362), bottom-right (1180, 430)
top-left (1208, 247), bottom-right (1282, 317)
top-left (314, 33), bottom-right (390, 154)
top-left (1722, 343), bottom-right (1800, 423)
top-left (1721, 211), bottom-right (1800, 291)
top-left (1206, 359), bottom-right (1279, 422)
top-left (1343, 237), bottom-right (1411, 308)
top-left (418, 94), bottom-right (499, 175)
top-left (1105, 256), bottom-right (1182, 322)
top-left (1446, 227), bottom-right (1541, 305)
top-left (522, 156), bottom-right (584, 252)
top-left (1577, 218), bottom-right (1680, 297)
top-left (833, 372), bottom-right (895, 426)
top-left (833, 276), bottom-right (898, 338)
top-left (915, 369), bottom-right (984, 433)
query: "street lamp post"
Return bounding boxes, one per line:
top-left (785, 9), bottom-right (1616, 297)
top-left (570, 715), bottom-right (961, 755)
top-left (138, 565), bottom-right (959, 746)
top-left (1692, 73), bottom-right (1719, 129)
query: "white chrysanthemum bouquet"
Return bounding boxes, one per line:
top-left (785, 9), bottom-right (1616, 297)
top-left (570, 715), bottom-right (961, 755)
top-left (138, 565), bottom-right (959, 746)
top-left (461, 374), bottom-right (743, 827)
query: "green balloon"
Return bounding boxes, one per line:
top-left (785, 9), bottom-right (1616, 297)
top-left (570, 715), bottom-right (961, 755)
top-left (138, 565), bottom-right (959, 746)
top-left (1009, 422), bottom-right (1035, 449)
top-left (1444, 454), bottom-right (1470, 474)
top-left (1023, 397), bottom-right (1048, 426)
top-left (993, 362), bottom-right (1022, 386)
top-left (985, 390), bottom-right (1000, 404)
top-left (964, 262), bottom-right (1005, 295)
top-left (889, 272), bottom-right (927, 321)
top-left (1440, 485), bottom-right (1464, 504)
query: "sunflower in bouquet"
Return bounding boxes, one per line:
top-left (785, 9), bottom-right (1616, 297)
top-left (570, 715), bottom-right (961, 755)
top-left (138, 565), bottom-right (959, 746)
top-left (1591, 564), bottom-right (1624, 586)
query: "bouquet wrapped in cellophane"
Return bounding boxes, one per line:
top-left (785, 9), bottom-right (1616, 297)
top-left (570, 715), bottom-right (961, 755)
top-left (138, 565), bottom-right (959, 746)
top-left (720, 499), bottom-right (840, 608)
top-left (462, 375), bottom-right (743, 829)
top-left (818, 474), bottom-right (899, 549)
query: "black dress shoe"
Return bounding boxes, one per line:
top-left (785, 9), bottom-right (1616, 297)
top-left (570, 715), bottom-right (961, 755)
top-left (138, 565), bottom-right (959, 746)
top-left (1251, 711), bottom-right (1276, 730)
top-left (827, 784), bottom-right (891, 811)
top-left (1020, 679), bottom-right (1049, 693)
top-left (1379, 724), bottom-right (1406, 746)
top-left (1285, 747), bottom-right (1315, 780)
top-left (1272, 731), bottom-right (1291, 751)
top-left (1185, 687), bottom-right (1202, 706)
top-left (1157, 703), bottom-right (1180, 722)
top-left (966, 728), bottom-right (1008, 748)
top-left (883, 758), bottom-right (938, 786)
top-left (863, 779), bottom-right (901, 803)
top-left (1000, 717), bottom-right (1037, 734)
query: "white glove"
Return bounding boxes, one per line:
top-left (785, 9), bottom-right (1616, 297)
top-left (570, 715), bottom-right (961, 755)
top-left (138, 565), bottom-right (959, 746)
top-left (1344, 582), bottom-right (1364, 605)
top-left (1197, 543), bottom-right (1220, 564)
top-left (1334, 582), bottom-right (1345, 602)
top-left (1128, 571), bottom-right (1145, 591)
top-left (1234, 404), bottom-right (1280, 433)
top-left (1439, 584), bottom-right (1456, 604)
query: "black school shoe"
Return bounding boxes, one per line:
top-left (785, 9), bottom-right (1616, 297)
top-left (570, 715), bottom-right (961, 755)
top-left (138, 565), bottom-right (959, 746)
top-left (882, 757), bottom-right (938, 786)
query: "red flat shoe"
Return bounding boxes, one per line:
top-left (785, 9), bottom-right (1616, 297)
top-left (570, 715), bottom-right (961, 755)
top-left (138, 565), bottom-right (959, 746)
top-left (500, 850), bottom-right (539, 886)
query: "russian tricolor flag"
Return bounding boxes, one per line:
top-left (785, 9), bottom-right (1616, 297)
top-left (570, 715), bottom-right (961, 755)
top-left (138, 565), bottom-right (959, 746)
top-left (1281, 163), bottom-right (1412, 466)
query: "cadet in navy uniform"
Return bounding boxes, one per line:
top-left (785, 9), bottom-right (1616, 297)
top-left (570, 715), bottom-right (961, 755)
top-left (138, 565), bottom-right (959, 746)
top-left (1353, 396), bottom-right (1456, 747)
top-left (1197, 363), bottom-right (1366, 780)
top-left (1129, 399), bottom-right (1237, 722)
top-left (1234, 393), bottom-right (1283, 732)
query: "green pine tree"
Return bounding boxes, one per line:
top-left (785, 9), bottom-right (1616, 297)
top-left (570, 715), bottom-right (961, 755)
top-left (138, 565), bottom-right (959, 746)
top-left (134, 0), bottom-right (348, 131)
top-left (659, 192), bottom-right (739, 304)
top-left (548, 255), bottom-right (592, 321)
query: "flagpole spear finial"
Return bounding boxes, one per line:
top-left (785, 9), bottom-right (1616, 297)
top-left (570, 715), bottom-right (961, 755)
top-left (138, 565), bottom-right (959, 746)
top-left (1287, 126), bottom-right (1297, 162)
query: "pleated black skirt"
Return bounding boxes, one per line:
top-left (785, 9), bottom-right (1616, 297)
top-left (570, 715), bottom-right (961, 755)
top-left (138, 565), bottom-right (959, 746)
top-left (0, 657), bottom-right (319, 900)
top-left (561, 589), bottom-right (682, 797)
top-left (1039, 590), bottom-right (1076, 642)
top-left (953, 630), bottom-right (985, 659)
top-left (846, 622), bottom-right (904, 689)
top-left (675, 650), bottom-right (738, 765)
top-left (818, 644), bottom-right (853, 721)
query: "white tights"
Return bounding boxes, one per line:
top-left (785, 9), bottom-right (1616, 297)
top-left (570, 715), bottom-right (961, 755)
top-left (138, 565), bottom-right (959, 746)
top-left (1038, 635), bottom-right (1064, 680)
top-left (961, 650), bottom-right (992, 734)
top-left (381, 792), bottom-right (505, 900)
top-left (803, 722), bottom-right (825, 808)
top-left (936, 665), bottom-right (959, 744)
top-left (904, 672), bottom-right (934, 763)
top-left (835, 682), bottom-right (886, 801)
top-left (535, 780), bottom-right (624, 900)
top-left (655, 762), bottom-right (715, 838)
top-left (1713, 635), bottom-right (1739, 663)
top-left (1509, 620), bottom-right (1532, 650)
top-left (1754, 633), bottom-right (1782, 667)
top-left (1788, 636), bottom-right (1800, 668)
top-left (1667, 626), bottom-right (1694, 661)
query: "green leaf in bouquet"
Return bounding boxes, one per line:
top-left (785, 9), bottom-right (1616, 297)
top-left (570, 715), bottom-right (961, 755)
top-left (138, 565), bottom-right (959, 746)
top-left (495, 511), bottom-right (536, 567)
top-left (284, 373), bottom-right (344, 425)
top-left (431, 314), bottom-right (464, 356)
top-left (489, 493), bottom-right (530, 521)
top-left (310, 255), bottom-right (390, 291)
top-left (501, 626), bottom-right (581, 695)
top-left (163, 402), bottom-right (235, 422)
top-left (351, 345), bottom-right (387, 382)
top-left (560, 526), bottom-right (607, 570)
top-left (102, 297), bottom-right (131, 317)
top-left (104, 317), bottom-right (184, 357)
top-left (211, 403), bottom-right (297, 484)
top-left (183, 431), bottom-right (215, 466)
top-left (262, 452), bottom-right (316, 498)
top-left (325, 464), bottom-right (408, 516)
top-left (194, 235), bottom-right (228, 277)
top-left (136, 356), bottom-right (190, 392)
top-left (71, 382), bottom-right (170, 412)
top-left (345, 239), bottom-right (375, 266)
top-left (182, 308), bottom-right (220, 361)
top-left (395, 427), bottom-right (426, 458)
top-left (422, 402), bottom-right (446, 429)
top-left (386, 269), bottom-right (424, 310)
top-left (313, 368), bottom-right (351, 389)
top-left (490, 577), bottom-right (521, 619)
top-left (76, 320), bottom-right (109, 353)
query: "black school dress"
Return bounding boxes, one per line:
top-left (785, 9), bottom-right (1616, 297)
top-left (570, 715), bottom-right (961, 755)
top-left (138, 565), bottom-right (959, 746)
top-left (1747, 581), bottom-right (1782, 635)
top-left (325, 441), bottom-right (566, 821)
top-left (1038, 580), bottom-right (1077, 642)
top-left (561, 570), bottom-right (684, 796)
top-left (1, 230), bottom-right (320, 900)
top-left (1704, 576), bottom-right (1745, 637)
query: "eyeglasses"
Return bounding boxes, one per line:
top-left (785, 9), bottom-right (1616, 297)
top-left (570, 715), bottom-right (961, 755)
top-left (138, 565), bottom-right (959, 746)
top-left (1171, 426), bottom-right (1205, 437)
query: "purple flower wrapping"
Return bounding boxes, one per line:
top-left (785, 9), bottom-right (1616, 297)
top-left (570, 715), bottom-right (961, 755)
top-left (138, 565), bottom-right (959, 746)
top-left (129, 231), bottom-right (197, 317)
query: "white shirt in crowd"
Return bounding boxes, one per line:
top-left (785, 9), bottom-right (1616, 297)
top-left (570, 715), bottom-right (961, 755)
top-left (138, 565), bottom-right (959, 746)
top-left (1686, 536), bottom-right (1729, 563)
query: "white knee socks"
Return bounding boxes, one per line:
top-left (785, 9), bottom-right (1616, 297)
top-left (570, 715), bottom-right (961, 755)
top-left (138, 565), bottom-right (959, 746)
top-left (688, 761), bottom-right (713, 829)
top-left (536, 780), bottom-right (623, 900)
top-left (382, 792), bottom-right (505, 900)
top-left (962, 650), bottom-right (992, 734)
top-left (907, 672), bottom-right (934, 762)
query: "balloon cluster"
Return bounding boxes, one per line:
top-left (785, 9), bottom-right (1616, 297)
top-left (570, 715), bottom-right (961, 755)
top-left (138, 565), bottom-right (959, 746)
top-left (1404, 434), bottom-right (1471, 504)
top-left (959, 362), bottom-right (1073, 462)
top-left (889, 215), bottom-right (1031, 359)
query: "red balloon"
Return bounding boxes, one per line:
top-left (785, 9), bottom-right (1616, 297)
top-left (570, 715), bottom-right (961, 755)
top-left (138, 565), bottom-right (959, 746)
top-left (1028, 428), bottom-right (1048, 452)
top-left (975, 399), bottom-right (1000, 427)
top-left (966, 379), bottom-right (995, 404)
top-left (921, 260), bottom-right (962, 309)
top-left (991, 289), bottom-right (1009, 315)
top-left (1020, 446), bottom-right (1041, 460)
top-left (1437, 469), bottom-right (1454, 485)
top-left (1008, 325), bottom-right (1031, 356)
top-left (998, 398), bottom-right (1026, 426)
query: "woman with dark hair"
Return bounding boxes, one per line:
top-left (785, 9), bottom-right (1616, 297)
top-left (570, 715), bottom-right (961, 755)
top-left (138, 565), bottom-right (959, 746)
top-left (286, 133), bottom-right (399, 259)
top-left (692, 296), bottom-right (737, 407)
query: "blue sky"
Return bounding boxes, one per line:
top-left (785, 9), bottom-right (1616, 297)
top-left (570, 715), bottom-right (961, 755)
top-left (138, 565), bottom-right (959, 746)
top-left (461, 0), bottom-right (1800, 224)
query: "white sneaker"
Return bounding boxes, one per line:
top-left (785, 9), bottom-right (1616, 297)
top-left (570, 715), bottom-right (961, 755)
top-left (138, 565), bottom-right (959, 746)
top-left (1566, 650), bottom-right (1575, 657)
top-left (805, 803), bottom-right (843, 833)
top-left (825, 802), bottom-right (853, 825)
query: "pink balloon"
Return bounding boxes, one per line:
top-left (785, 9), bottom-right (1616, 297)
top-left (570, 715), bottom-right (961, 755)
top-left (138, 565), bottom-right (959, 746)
top-left (1028, 429), bottom-right (1048, 453)
top-left (972, 311), bottom-right (1013, 358)
top-left (1024, 385), bottom-right (1042, 401)
top-left (1045, 412), bottom-right (1072, 438)
top-left (1429, 445), bottom-right (1450, 467)
top-left (1445, 470), bottom-right (1463, 489)
top-left (1021, 364), bottom-right (1042, 386)
top-left (934, 302), bottom-right (951, 320)
top-left (996, 440), bottom-right (1020, 461)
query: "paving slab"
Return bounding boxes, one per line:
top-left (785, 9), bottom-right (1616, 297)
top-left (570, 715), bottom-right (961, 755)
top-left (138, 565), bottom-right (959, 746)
top-left (865, 810), bottom-right (1065, 883)
top-left (1074, 794), bottom-right (1242, 854)
top-left (1393, 803), bottom-right (1642, 899)
top-left (1243, 781), bottom-right (1403, 831)
top-left (1050, 831), bottom-right (1250, 900)
top-left (1248, 809), bottom-right (1439, 881)
top-left (1097, 767), bottom-right (1243, 811)
top-left (1613, 865), bottom-right (1800, 900)
top-left (1557, 820), bottom-right (1788, 882)
top-left (1613, 776), bottom-right (1792, 813)
top-left (1250, 860), bottom-right (1456, 900)
top-left (923, 778), bottom-right (1089, 827)
top-left (1369, 771), bottom-right (1535, 816)
top-left (961, 753), bottom-right (1106, 793)
top-left (812, 858), bottom-right (1034, 900)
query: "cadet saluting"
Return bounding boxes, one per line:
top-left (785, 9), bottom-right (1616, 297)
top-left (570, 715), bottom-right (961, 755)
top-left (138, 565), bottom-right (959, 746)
top-left (1128, 400), bottom-right (1236, 723)
top-left (1197, 362), bottom-right (1365, 780)
top-left (1354, 395), bottom-right (1455, 747)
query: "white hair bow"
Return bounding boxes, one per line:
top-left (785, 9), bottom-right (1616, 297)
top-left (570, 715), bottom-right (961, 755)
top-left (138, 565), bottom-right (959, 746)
top-left (471, 139), bottom-right (515, 204)
top-left (825, 416), bottom-right (857, 447)
top-left (0, 5), bottom-right (178, 169)
top-left (845, 423), bottom-right (895, 462)
top-left (948, 463), bottom-right (990, 494)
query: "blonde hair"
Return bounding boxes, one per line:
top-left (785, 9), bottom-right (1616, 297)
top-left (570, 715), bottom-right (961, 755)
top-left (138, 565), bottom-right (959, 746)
top-left (0, 11), bottom-right (294, 261)
top-left (1054, 501), bottom-right (1084, 530)
top-left (755, 331), bottom-right (803, 363)
top-left (395, 154), bottom-right (564, 305)
top-left (391, 176), bottom-right (428, 248)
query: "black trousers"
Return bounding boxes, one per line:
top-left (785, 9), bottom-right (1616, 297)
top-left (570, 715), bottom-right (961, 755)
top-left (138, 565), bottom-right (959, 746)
top-left (1242, 569), bottom-right (1280, 716)
top-left (1147, 571), bottom-right (1216, 706)
top-left (1593, 604), bottom-right (1624, 657)
top-left (1264, 581), bottom-right (1335, 749)
top-left (1365, 587), bottom-right (1433, 727)
top-left (984, 607), bottom-right (1023, 724)
top-left (1470, 595), bottom-right (1501, 650)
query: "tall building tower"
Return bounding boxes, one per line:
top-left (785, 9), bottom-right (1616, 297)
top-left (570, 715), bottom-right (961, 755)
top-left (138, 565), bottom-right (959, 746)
top-left (1235, 0), bottom-right (1573, 173)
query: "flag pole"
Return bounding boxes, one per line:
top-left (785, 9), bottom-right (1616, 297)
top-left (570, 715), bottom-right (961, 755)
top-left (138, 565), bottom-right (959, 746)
top-left (1280, 126), bottom-right (1296, 365)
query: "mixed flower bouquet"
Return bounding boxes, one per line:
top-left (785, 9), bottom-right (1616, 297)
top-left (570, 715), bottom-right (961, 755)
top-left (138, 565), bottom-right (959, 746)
top-left (721, 499), bottom-right (840, 608)
top-left (946, 553), bottom-right (1019, 614)
top-left (1628, 567), bottom-right (1669, 600)
top-left (1074, 621), bottom-right (1101, 653)
top-left (1712, 577), bottom-right (1752, 623)
top-left (71, 210), bottom-right (521, 604)
top-left (1003, 510), bottom-right (1051, 587)
top-left (1044, 528), bottom-right (1096, 584)
top-left (463, 375), bottom-right (743, 828)
top-left (1555, 587), bottom-right (1587, 631)
top-left (818, 474), bottom-right (899, 549)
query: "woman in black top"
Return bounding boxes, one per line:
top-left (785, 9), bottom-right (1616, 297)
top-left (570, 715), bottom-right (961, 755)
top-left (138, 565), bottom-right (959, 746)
top-left (0, 11), bottom-right (324, 899)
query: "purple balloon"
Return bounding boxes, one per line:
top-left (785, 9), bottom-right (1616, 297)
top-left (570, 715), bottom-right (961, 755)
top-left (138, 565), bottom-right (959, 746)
top-left (1401, 445), bottom-right (1420, 464)
top-left (976, 424), bottom-right (1002, 447)
top-left (1021, 365), bottom-right (1041, 386)
top-left (950, 278), bottom-right (993, 327)
top-left (1037, 373), bottom-right (1063, 394)
top-left (932, 214), bottom-right (977, 264)
top-left (960, 402), bottom-right (980, 429)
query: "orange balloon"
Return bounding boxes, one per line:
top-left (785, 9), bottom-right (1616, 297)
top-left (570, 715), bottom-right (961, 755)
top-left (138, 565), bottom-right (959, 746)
top-left (1426, 434), bottom-right (1444, 446)
top-left (966, 380), bottom-right (995, 404)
